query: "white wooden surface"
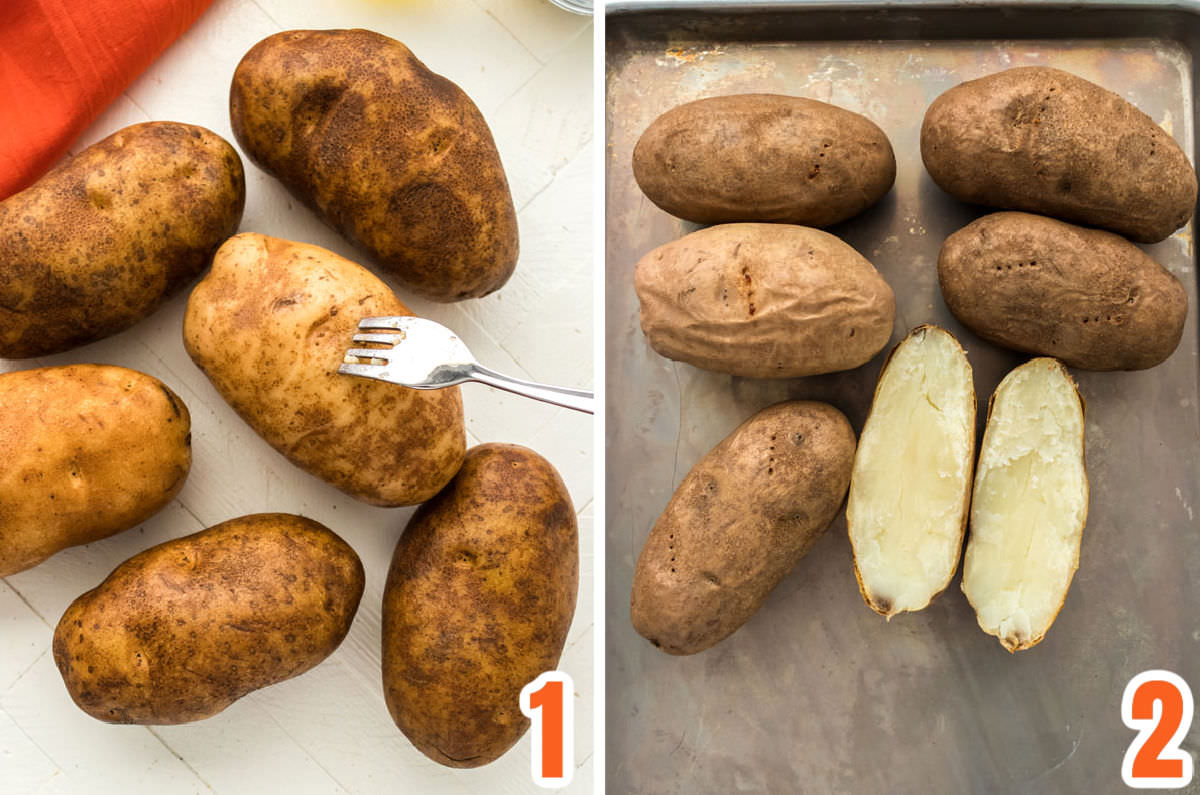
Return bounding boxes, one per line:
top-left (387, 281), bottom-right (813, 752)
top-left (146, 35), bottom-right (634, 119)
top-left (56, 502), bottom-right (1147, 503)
top-left (0, 1), bottom-right (594, 792)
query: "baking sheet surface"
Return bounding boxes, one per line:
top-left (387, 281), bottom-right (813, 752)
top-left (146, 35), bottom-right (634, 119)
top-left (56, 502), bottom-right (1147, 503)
top-left (606, 18), bottom-right (1199, 794)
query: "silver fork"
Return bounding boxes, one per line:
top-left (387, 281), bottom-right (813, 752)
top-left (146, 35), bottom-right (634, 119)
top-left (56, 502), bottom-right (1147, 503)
top-left (338, 316), bottom-right (594, 414)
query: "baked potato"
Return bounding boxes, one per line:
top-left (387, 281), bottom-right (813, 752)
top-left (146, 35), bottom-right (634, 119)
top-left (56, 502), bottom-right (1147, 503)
top-left (962, 357), bottom-right (1088, 652)
top-left (631, 401), bottom-right (855, 655)
top-left (230, 29), bottom-right (518, 301)
top-left (847, 325), bottom-right (976, 618)
top-left (0, 365), bottom-right (191, 577)
top-left (635, 223), bottom-right (895, 378)
top-left (633, 94), bottom-right (895, 227)
top-left (0, 122), bottom-right (244, 357)
top-left (54, 513), bottom-right (364, 723)
top-left (383, 443), bottom-right (578, 767)
top-left (939, 212), bottom-right (1187, 370)
top-left (183, 233), bottom-right (465, 506)
top-left (921, 66), bottom-right (1196, 243)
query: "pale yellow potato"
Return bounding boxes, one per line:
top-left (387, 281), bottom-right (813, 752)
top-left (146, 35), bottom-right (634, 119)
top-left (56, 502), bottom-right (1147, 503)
top-left (847, 325), bottom-right (976, 618)
top-left (962, 357), bottom-right (1088, 652)
top-left (183, 233), bottom-right (465, 506)
top-left (0, 365), bottom-right (191, 577)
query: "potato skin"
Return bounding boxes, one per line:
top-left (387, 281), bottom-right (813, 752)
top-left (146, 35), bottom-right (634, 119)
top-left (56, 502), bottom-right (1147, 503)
top-left (631, 402), bottom-right (855, 655)
top-left (633, 94), bottom-right (896, 226)
top-left (382, 444), bottom-right (578, 768)
top-left (0, 122), bottom-right (245, 357)
top-left (183, 233), bottom-right (465, 506)
top-left (921, 67), bottom-right (1197, 243)
top-left (939, 212), bottom-right (1187, 370)
top-left (635, 223), bottom-right (895, 377)
top-left (0, 365), bottom-right (191, 577)
top-left (230, 29), bottom-right (518, 301)
top-left (53, 513), bottom-right (364, 724)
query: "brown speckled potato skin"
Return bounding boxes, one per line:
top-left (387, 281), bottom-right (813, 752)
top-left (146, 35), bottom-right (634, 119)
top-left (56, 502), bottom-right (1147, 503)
top-left (183, 233), bottom-right (465, 506)
top-left (633, 94), bottom-right (896, 227)
top-left (229, 29), bottom-right (518, 301)
top-left (921, 67), bottom-right (1197, 243)
top-left (939, 212), bottom-right (1188, 370)
top-left (0, 122), bottom-right (244, 357)
top-left (635, 223), bottom-right (895, 378)
top-left (382, 444), bottom-right (578, 768)
top-left (631, 402), bottom-right (855, 655)
top-left (53, 513), bottom-right (364, 724)
top-left (0, 365), bottom-right (191, 577)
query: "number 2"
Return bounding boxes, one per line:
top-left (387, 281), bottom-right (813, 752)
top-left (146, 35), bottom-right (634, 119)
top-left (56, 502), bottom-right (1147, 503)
top-left (1122, 670), bottom-right (1194, 789)
top-left (521, 670), bottom-right (575, 788)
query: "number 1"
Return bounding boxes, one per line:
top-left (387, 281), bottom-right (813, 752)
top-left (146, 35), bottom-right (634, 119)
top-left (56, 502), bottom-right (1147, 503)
top-left (1122, 670), bottom-right (1194, 789)
top-left (521, 671), bottom-right (575, 788)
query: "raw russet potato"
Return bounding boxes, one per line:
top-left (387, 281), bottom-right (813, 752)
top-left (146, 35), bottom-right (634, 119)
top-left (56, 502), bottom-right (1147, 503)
top-left (0, 365), bottom-right (191, 577)
top-left (938, 212), bottom-right (1187, 371)
top-left (0, 122), bottom-right (244, 357)
top-left (54, 513), bottom-right (364, 724)
top-left (921, 66), bottom-right (1197, 243)
top-left (962, 357), bottom-right (1088, 652)
top-left (183, 233), bottom-right (465, 506)
top-left (383, 444), bottom-right (577, 768)
top-left (230, 29), bottom-right (518, 301)
top-left (633, 94), bottom-right (895, 226)
top-left (635, 223), bottom-right (896, 378)
top-left (631, 401), bottom-right (856, 655)
top-left (847, 325), bottom-right (976, 618)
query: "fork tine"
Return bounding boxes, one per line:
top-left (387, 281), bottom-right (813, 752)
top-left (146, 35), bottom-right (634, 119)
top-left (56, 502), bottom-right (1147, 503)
top-left (337, 363), bottom-right (386, 379)
top-left (344, 347), bottom-right (392, 362)
top-left (357, 316), bottom-right (410, 330)
top-left (352, 332), bottom-right (400, 346)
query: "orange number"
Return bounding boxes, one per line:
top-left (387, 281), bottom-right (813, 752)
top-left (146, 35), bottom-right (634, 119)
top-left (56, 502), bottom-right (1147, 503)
top-left (1122, 670), bottom-right (1194, 789)
top-left (521, 671), bottom-right (574, 788)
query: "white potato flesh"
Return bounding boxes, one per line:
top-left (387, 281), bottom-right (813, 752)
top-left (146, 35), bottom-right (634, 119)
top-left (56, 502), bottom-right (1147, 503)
top-left (962, 357), bottom-right (1088, 652)
top-left (847, 325), bottom-right (976, 617)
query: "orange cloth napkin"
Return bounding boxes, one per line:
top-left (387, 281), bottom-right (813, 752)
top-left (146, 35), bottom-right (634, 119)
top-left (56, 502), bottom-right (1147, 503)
top-left (0, 0), bottom-right (213, 200)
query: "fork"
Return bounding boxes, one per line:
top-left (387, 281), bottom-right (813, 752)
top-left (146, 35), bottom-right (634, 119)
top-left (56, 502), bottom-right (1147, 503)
top-left (338, 316), bottom-right (594, 414)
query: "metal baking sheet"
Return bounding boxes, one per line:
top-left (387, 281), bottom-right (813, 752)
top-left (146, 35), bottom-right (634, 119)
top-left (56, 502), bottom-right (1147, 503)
top-left (605, 2), bottom-right (1200, 792)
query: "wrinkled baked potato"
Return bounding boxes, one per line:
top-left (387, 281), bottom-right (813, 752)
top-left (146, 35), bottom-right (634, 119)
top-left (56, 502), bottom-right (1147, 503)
top-left (635, 223), bottom-right (895, 378)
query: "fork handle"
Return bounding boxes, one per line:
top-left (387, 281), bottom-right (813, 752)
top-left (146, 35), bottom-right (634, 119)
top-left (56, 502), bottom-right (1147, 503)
top-left (469, 365), bottom-right (594, 414)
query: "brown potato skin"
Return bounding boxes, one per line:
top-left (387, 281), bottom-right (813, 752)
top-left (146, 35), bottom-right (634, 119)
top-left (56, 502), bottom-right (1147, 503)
top-left (382, 444), bottom-right (578, 768)
top-left (635, 223), bottom-right (895, 377)
top-left (631, 402), bottom-right (856, 655)
top-left (0, 365), bottom-right (191, 577)
top-left (921, 67), bottom-right (1197, 243)
top-left (183, 233), bottom-right (465, 506)
top-left (0, 122), bottom-right (245, 357)
top-left (53, 513), bottom-right (364, 724)
top-left (939, 212), bottom-right (1187, 370)
top-left (633, 94), bottom-right (896, 227)
top-left (230, 29), bottom-right (518, 301)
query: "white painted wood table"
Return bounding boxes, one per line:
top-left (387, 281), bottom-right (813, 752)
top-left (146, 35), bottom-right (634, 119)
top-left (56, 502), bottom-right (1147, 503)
top-left (0, 1), bottom-right (594, 792)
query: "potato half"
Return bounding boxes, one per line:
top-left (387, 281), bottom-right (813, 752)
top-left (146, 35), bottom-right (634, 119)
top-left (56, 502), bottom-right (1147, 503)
top-left (962, 357), bottom-right (1088, 652)
top-left (847, 325), bottom-right (976, 618)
